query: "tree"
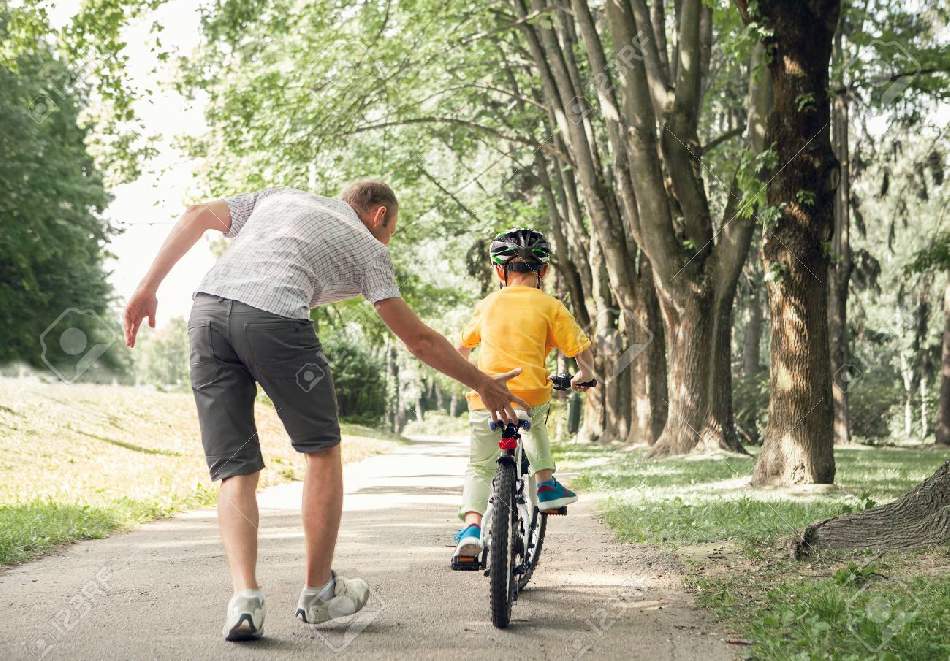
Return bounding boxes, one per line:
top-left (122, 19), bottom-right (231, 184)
top-left (826, 3), bottom-right (950, 445)
top-left (737, 0), bottom-right (840, 485)
top-left (507, 0), bottom-right (774, 454)
top-left (906, 232), bottom-right (950, 444)
top-left (794, 460), bottom-right (950, 557)
top-left (0, 5), bottom-right (122, 379)
top-left (135, 316), bottom-right (189, 389)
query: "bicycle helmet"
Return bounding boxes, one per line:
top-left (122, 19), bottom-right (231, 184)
top-left (489, 228), bottom-right (551, 287)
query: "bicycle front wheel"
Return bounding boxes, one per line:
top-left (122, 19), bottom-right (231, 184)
top-left (518, 508), bottom-right (547, 590)
top-left (489, 460), bottom-right (517, 628)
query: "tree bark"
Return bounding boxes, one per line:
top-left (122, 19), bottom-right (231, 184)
top-left (627, 258), bottom-right (668, 445)
top-left (793, 461), bottom-right (950, 558)
top-left (744, 0), bottom-right (840, 486)
top-left (938, 282), bottom-right (950, 445)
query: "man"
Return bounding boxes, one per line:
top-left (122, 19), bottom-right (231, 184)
top-left (123, 181), bottom-right (527, 641)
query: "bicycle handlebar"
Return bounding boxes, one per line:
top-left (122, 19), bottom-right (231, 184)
top-left (486, 373), bottom-right (597, 432)
top-left (550, 373), bottom-right (598, 391)
top-left (489, 418), bottom-right (531, 432)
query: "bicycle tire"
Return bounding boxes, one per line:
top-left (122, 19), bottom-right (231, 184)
top-left (489, 460), bottom-right (517, 628)
top-left (518, 509), bottom-right (547, 590)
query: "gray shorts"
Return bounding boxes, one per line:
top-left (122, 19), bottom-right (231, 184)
top-left (188, 294), bottom-right (340, 480)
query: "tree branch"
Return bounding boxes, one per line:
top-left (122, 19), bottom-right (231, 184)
top-left (340, 116), bottom-right (553, 153)
top-left (833, 66), bottom-right (950, 97)
top-left (606, 0), bottom-right (683, 285)
top-left (701, 126), bottom-right (744, 154)
top-left (418, 166), bottom-right (485, 225)
top-left (629, 0), bottom-right (673, 113)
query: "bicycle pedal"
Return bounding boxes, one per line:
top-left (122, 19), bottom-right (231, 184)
top-left (451, 556), bottom-right (481, 571)
top-left (543, 506), bottom-right (568, 516)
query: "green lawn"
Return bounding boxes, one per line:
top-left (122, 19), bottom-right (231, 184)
top-left (0, 379), bottom-right (400, 565)
top-left (555, 442), bottom-right (950, 659)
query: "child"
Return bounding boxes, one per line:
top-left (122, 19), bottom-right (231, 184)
top-left (452, 228), bottom-right (596, 565)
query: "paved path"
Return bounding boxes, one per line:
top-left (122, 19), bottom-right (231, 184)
top-left (0, 435), bottom-right (735, 660)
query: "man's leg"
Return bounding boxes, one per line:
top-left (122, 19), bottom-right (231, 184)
top-left (302, 445), bottom-right (343, 588)
top-left (218, 470), bottom-right (261, 592)
top-left (236, 313), bottom-right (368, 623)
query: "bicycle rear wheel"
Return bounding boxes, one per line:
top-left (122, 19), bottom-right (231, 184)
top-left (489, 460), bottom-right (518, 628)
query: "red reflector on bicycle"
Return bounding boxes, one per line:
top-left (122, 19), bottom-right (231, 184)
top-left (498, 437), bottom-right (518, 450)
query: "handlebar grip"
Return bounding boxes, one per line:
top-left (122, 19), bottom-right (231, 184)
top-left (550, 374), bottom-right (598, 390)
top-left (489, 419), bottom-right (530, 431)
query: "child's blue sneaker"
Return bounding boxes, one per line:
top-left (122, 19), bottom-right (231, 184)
top-left (452, 524), bottom-right (482, 560)
top-left (537, 479), bottom-right (578, 511)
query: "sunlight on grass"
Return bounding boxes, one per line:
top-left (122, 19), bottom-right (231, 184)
top-left (555, 440), bottom-right (949, 658)
top-left (0, 380), bottom-right (396, 565)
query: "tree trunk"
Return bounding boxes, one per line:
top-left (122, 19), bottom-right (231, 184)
top-left (938, 282), bottom-right (950, 445)
top-left (899, 337), bottom-right (915, 439)
top-left (626, 261), bottom-right (668, 445)
top-left (742, 271), bottom-right (764, 376)
top-left (650, 289), bottom-right (745, 455)
top-left (449, 392), bottom-right (459, 418)
top-left (793, 461), bottom-right (950, 558)
top-left (828, 60), bottom-right (853, 445)
top-left (745, 0), bottom-right (840, 486)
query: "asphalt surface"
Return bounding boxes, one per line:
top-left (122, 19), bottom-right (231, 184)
top-left (1, 434), bottom-right (736, 660)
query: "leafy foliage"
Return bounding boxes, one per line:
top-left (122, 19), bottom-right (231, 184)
top-left (0, 9), bottom-right (124, 377)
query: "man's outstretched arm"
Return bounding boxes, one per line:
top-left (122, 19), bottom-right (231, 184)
top-left (123, 200), bottom-right (231, 348)
top-left (374, 297), bottom-right (528, 423)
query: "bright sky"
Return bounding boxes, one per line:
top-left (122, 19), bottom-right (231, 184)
top-left (52, 0), bottom-right (213, 328)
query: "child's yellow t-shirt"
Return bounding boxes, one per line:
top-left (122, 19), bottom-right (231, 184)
top-left (460, 285), bottom-right (591, 410)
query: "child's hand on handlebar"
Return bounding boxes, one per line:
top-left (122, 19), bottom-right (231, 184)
top-left (570, 370), bottom-right (596, 391)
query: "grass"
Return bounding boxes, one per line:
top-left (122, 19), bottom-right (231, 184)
top-left (0, 379), bottom-right (400, 566)
top-left (554, 441), bottom-right (950, 659)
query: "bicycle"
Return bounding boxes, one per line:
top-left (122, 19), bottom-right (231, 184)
top-left (451, 372), bottom-right (596, 628)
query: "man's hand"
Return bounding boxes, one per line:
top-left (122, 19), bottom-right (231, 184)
top-left (476, 368), bottom-right (530, 424)
top-left (124, 288), bottom-right (157, 348)
top-left (123, 200), bottom-right (231, 349)
top-left (374, 297), bottom-right (528, 423)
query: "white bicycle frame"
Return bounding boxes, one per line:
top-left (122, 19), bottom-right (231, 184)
top-left (481, 410), bottom-right (540, 557)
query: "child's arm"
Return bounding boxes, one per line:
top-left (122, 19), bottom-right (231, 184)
top-left (571, 347), bottom-right (596, 391)
top-left (457, 345), bottom-right (472, 359)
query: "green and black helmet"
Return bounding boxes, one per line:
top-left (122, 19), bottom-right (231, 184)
top-left (489, 228), bottom-right (552, 270)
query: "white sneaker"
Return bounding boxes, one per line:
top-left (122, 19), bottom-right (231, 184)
top-left (295, 572), bottom-right (370, 624)
top-left (223, 590), bottom-right (265, 641)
